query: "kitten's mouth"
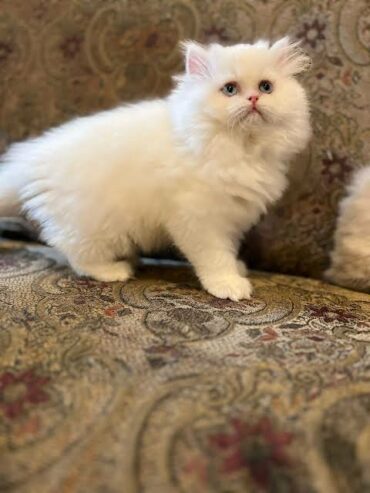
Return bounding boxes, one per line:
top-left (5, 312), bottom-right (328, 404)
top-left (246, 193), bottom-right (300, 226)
top-left (239, 108), bottom-right (266, 125)
top-left (247, 107), bottom-right (263, 118)
top-left (230, 106), bottom-right (267, 129)
top-left (252, 107), bottom-right (261, 114)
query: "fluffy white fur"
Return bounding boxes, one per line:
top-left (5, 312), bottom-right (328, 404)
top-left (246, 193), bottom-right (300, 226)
top-left (0, 38), bottom-right (311, 300)
top-left (325, 166), bottom-right (370, 292)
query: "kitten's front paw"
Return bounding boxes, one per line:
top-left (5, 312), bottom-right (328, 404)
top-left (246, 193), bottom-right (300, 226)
top-left (203, 275), bottom-right (253, 301)
top-left (236, 259), bottom-right (248, 277)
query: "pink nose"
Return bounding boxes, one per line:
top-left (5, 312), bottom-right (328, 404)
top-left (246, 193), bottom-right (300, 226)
top-left (248, 94), bottom-right (259, 105)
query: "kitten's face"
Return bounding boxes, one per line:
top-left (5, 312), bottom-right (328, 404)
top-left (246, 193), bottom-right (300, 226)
top-left (180, 38), bottom-right (311, 133)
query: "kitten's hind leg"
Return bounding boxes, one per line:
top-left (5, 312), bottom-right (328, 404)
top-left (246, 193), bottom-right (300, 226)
top-left (66, 236), bottom-right (136, 282)
top-left (72, 259), bottom-right (134, 282)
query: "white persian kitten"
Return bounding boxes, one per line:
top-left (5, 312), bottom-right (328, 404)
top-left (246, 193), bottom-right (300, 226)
top-left (326, 166), bottom-right (370, 292)
top-left (0, 38), bottom-right (311, 300)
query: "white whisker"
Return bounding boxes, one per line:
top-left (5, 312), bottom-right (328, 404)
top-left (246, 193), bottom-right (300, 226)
top-left (228, 106), bottom-right (250, 130)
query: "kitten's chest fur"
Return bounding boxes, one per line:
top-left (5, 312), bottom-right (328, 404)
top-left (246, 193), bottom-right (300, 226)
top-left (200, 132), bottom-right (288, 208)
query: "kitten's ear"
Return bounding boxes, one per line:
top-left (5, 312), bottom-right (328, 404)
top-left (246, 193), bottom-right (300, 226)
top-left (181, 41), bottom-right (210, 78)
top-left (271, 37), bottom-right (311, 76)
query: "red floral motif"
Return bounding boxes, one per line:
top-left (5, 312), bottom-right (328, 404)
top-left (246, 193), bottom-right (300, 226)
top-left (306, 304), bottom-right (357, 323)
top-left (104, 305), bottom-right (131, 317)
top-left (144, 21), bottom-right (178, 53)
top-left (321, 151), bottom-right (352, 184)
top-left (208, 417), bottom-right (294, 488)
top-left (0, 370), bottom-right (50, 420)
top-left (259, 327), bottom-right (279, 342)
top-left (297, 19), bottom-right (326, 48)
top-left (60, 34), bottom-right (84, 59)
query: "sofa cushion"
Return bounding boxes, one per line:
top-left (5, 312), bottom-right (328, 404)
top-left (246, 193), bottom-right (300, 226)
top-left (0, 240), bottom-right (369, 492)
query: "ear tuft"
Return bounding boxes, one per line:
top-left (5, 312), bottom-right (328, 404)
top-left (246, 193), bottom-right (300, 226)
top-left (180, 40), bottom-right (210, 78)
top-left (271, 37), bottom-right (312, 75)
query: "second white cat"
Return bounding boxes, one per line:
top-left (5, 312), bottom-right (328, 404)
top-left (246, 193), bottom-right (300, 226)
top-left (0, 38), bottom-right (311, 300)
top-left (326, 165), bottom-right (370, 292)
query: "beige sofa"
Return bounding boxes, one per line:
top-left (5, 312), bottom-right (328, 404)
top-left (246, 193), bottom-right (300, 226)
top-left (0, 1), bottom-right (369, 491)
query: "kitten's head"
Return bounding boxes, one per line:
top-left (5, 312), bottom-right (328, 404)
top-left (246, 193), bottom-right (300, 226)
top-left (174, 38), bottom-right (311, 139)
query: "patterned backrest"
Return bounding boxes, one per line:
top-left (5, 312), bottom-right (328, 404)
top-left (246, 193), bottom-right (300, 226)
top-left (0, 0), bottom-right (369, 277)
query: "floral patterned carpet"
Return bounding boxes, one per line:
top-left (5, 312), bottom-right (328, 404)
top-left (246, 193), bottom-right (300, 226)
top-left (0, 239), bottom-right (370, 492)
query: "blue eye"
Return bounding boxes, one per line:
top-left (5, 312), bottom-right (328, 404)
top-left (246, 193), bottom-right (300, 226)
top-left (259, 80), bottom-right (273, 93)
top-left (222, 82), bottom-right (238, 96)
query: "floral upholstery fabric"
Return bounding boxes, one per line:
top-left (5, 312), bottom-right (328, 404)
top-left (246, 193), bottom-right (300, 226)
top-left (0, 239), bottom-right (369, 492)
top-left (1, 3), bottom-right (370, 489)
top-left (0, 0), bottom-right (369, 277)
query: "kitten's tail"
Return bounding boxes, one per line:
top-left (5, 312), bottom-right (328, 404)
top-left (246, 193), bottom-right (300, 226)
top-left (0, 172), bottom-right (21, 216)
top-left (0, 149), bottom-right (25, 217)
